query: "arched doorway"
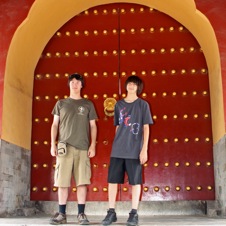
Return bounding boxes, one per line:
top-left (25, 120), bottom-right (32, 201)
top-left (31, 3), bottom-right (214, 201)
top-left (2, 0), bottom-right (224, 203)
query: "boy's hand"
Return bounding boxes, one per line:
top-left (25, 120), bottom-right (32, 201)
top-left (50, 144), bottom-right (57, 157)
top-left (88, 146), bottom-right (96, 158)
top-left (139, 148), bottom-right (148, 164)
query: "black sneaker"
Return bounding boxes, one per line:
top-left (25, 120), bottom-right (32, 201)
top-left (49, 212), bottom-right (67, 225)
top-left (127, 212), bottom-right (138, 226)
top-left (77, 213), bottom-right (89, 225)
top-left (102, 209), bottom-right (117, 225)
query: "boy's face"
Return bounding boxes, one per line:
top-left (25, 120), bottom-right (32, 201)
top-left (126, 82), bottom-right (138, 94)
top-left (69, 78), bottom-right (82, 92)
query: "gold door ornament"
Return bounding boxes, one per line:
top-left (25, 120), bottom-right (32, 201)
top-left (104, 98), bottom-right (117, 117)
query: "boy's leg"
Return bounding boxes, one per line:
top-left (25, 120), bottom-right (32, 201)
top-left (77, 185), bottom-right (87, 205)
top-left (58, 187), bottom-right (69, 205)
top-left (77, 185), bottom-right (90, 225)
top-left (127, 185), bottom-right (140, 226)
top-left (102, 183), bottom-right (118, 225)
top-left (108, 183), bottom-right (118, 208)
top-left (75, 149), bottom-right (91, 225)
top-left (102, 158), bottom-right (124, 225)
top-left (51, 145), bottom-right (74, 223)
top-left (50, 147), bottom-right (73, 225)
top-left (125, 159), bottom-right (142, 226)
top-left (131, 184), bottom-right (141, 209)
top-left (50, 187), bottom-right (68, 225)
top-left (107, 157), bottom-right (125, 209)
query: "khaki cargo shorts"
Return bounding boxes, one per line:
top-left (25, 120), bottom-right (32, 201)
top-left (54, 145), bottom-right (91, 187)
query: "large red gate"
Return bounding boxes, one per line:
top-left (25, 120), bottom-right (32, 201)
top-left (31, 3), bottom-right (214, 201)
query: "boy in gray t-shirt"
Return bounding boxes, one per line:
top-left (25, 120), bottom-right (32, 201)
top-left (102, 75), bottom-right (153, 226)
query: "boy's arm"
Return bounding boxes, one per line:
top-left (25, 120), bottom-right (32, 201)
top-left (115, 125), bottom-right (119, 133)
top-left (139, 124), bottom-right (150, 164)
top-left (50, 115), bottom-right (60, 157)
top-left (88, 119), bottom-right (97, 158)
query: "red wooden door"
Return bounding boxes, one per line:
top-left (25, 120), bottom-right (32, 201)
top-left (31, 3), bottom-right (214, 201)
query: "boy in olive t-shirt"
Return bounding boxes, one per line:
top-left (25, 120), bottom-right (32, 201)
top-left (50, 73), bottom-right (98, 225)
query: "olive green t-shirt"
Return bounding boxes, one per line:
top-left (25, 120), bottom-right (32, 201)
top-left (52, 98), bottom-right (98, 150)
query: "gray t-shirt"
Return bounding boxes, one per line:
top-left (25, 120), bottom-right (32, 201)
top-left (52, 97), bottom-right (98, 150)
top-left (111, 98), bottom-right (153, 159)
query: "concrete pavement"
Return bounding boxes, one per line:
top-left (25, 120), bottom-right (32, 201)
top-left (0, 214), bottom-right (226, 226)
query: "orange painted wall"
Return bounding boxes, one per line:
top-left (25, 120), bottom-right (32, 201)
top-left (0, 0), bottom-right (225, 139)
top-left (0, 0), bottom-right (35, 136)
top-left (195, 1), bottom-right (226, 127)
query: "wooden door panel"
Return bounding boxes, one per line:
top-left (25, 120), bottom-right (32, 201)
top-left (31, 4), bottom-right (120, 201)
top-left (119, 4), bottom-right (214, 200)
top-left (31, 3), bottom-right (214, 201)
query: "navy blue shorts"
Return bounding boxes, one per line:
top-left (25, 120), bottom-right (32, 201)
top-left (107, 157), bottom-right (143, 185)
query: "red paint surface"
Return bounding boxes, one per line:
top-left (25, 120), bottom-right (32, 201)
top-left (31, 3), bottom-right (214, 201)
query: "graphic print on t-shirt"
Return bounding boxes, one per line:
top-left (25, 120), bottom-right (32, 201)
top-left (78, 106), bottom-right (85, 115)
top-left (119, 107), bottom-right (140, 135)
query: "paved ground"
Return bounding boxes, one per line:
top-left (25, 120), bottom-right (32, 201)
top-left (0, 214), bottom-right (226, 226)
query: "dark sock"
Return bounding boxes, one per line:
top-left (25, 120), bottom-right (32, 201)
top-left (78, 204), bottom-right (85, 214)
top-left (59, 204), bottom-right (66, 214)
top-left (109, 208), bottom-right (115, 212)
top-left (131, 209), bottom-right (137, 214)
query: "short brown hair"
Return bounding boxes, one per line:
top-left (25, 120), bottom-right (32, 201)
top-left (68, 73), bottom-right (84, 87)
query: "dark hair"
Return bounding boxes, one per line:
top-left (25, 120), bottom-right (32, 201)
top-left (68, 73), bottom-right (84, 87)
top-left (125, 75), bottom-right (143, 95)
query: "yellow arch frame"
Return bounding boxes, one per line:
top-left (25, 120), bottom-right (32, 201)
top-left (2, 0), bottom-right (224, 149)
